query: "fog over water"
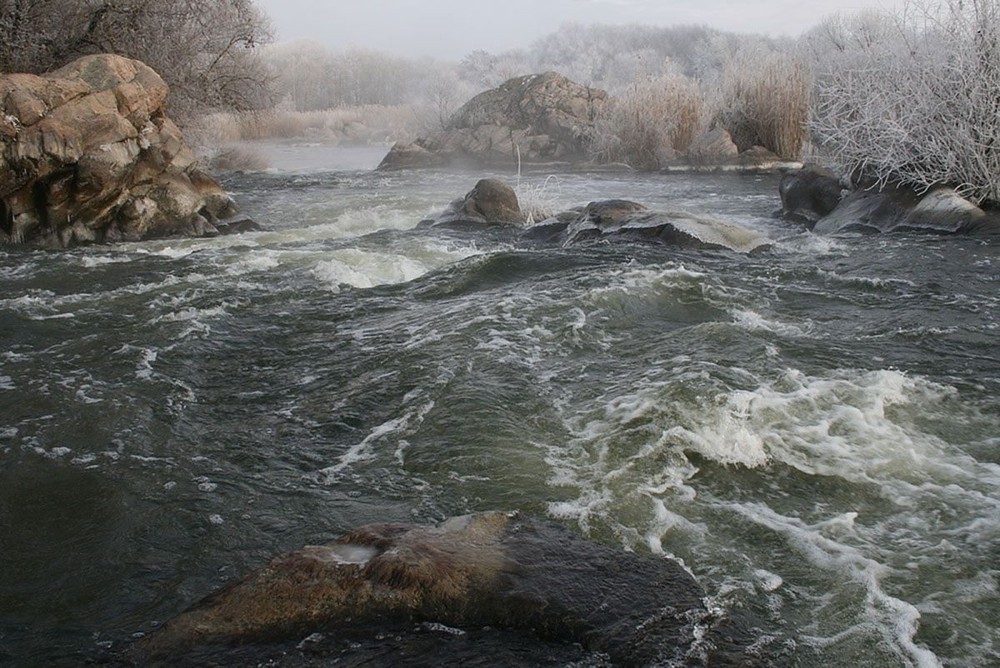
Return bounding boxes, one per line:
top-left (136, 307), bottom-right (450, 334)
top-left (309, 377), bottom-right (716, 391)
top-left (255, 0), bottom-right (907, 58)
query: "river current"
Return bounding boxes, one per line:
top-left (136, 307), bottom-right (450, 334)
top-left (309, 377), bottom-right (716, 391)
top-left (1, 144), bottom-right (998, 666)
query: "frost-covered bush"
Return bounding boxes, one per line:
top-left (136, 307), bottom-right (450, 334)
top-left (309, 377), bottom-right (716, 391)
top-left (715, 50), bottom-right (810, 160)
top-left (592, 72), bottom-right (705, 170)
top-left (810, 0), bottom-right (1000, 204)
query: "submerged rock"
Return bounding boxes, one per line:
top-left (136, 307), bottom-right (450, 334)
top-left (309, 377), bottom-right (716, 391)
top-left (133, 511), bottom-right (768, 666)
top-left (0, 54), bottom-right (238, 247)
top-left (378, 72), bottom-right (607, 170)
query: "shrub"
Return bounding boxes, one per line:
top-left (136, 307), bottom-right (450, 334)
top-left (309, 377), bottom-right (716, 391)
top-left (592, 72), bottom-right (705, 170)
top-left (810, 0), bottom-right (1000, 204)
top-left (715, 51), bottom-right (810, 160)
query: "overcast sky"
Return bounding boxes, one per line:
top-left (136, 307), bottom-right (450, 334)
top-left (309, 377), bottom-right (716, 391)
top-left (255, 0), bottom-right (905, 60)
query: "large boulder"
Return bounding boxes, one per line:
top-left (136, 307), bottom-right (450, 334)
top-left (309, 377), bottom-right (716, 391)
top-left (0, 54), bottom-right (237, 247)
top-left (379, 72), bottom-right (607, 170)
top-left (132, 511), bottom-right (766, 666)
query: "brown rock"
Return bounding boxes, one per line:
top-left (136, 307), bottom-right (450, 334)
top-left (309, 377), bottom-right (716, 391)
top-left (461, 178), bottom-right (522, 224)
top-left (131, 512), bottom-right (766, 666)
top-left (0, 54), bottom-right (236, 247)
top-left (686, 128), bottom-right (739, 166)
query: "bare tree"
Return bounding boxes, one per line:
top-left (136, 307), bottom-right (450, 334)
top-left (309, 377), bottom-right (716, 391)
top-left (0, 0), bottom-right (273, 118)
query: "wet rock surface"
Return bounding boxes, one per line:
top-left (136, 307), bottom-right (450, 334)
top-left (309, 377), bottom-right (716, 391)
top-left (779, 166), bottom-right (1000, 235)
top-left (131, 512), bottom-right (774, 667)
top-left (421, 179), bottom-right (772, 254)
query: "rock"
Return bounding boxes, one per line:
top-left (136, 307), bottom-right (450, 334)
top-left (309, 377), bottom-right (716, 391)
top-left (0, 54), bottom-right (237, 247)
top-left (461, 178), bottom-right (522, 224)
top-left (376, 141), bottom-right (447, 170)
top-left (421, 181), bottom-right (771, 253)
top-left (686, 128), bottom-right (739, 166)
top-left (215, 218), bottom-right (263, 235)
top-left (522, 199), bottom-right (771, 253)
top-left (739, 146), bottom-right (782, 168)
top-left (812, 184), bottom-right (997, 235)
top-left (378, 72), bottom-right (607, 170)
top-left (778, 165), bottom-right (844, 227)
top-left (421, 178), bottom-right (523, 228)
top-left (133, 511), bottom-right (766, 666)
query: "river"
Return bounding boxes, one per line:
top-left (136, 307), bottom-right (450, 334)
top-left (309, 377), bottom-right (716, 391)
top-left (1, 143), bottom-right (998, 666)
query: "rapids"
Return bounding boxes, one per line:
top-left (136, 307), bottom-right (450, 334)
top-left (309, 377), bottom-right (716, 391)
top-left (1, 143), bottom-right (998, 666)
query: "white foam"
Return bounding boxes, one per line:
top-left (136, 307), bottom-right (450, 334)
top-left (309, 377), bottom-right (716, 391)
top-left (735, 503), bottom-right (942, 668)
top-left (731, 309), bottom-right (811, 337)
top-left (314, 399), bottom-right (435, 480)
top-left (312, 243), bottom-right (479, 291)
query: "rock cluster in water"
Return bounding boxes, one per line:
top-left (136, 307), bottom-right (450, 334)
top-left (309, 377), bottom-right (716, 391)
top-left (133, 511), bottom-right (768, 666)
top-left (422, 177), bottom-right (773, 254)
top-left (779, 165), bottom-right (1000, 235)
top-left (0, 54), bottom-right (239, 247)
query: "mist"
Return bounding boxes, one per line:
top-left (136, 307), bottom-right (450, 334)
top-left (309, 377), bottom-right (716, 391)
top-left (255, 0), bottom-right (906, 60)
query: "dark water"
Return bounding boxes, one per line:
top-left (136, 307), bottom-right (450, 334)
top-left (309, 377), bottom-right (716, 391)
top-left (1, 146), bottom-right (998, 666)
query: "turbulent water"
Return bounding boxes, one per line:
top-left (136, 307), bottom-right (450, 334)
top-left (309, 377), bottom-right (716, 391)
top-left (1, 143), bottom-right (998, 667)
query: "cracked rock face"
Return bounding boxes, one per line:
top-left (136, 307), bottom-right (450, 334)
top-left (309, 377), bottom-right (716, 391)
top-left (0, 54), bottom-right (236, 247)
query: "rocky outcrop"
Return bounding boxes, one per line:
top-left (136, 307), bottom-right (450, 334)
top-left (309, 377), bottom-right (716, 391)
top-left (378, 72), bottom-right (607, 170)
top-left (524, 199), bottom-right (772, 253)
top-left (133, 511), bottom-right (766, 666)
top-left (779, 166), bottom-right (1000, 234)
top-left (420, 179), bottom-right (772, 253)
top-left (0, 54), bottom-right (238, 247)
top-left (812, 185), bottom-right (997, 234)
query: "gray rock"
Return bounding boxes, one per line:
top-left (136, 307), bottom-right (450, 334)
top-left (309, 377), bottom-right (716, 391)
top-left (422, 178), bottom-right (523, 228)
top-left (551, 199), bottom-right (772, 253)
top-left (378, 72), bottom-right (607, 170)
top-left (813, 185), bottom-right (994, 235)
top-left (779, 165), bottom-right (844, 227)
